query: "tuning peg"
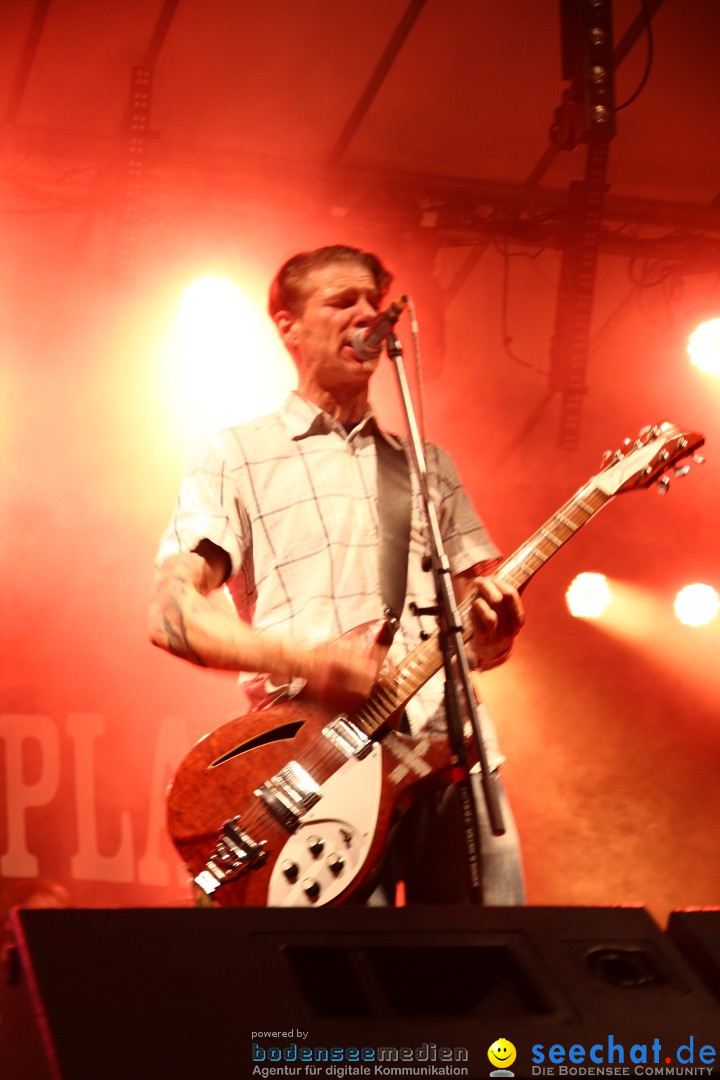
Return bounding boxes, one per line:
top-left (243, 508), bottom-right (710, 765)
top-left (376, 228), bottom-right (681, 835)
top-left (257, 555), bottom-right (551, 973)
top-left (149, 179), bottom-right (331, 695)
top-left (693, 454), bottom-right (705, 465)
top-left (657, 475), bottom-right (671, 494)
top-left (674, 465), bottom-right (691, 478)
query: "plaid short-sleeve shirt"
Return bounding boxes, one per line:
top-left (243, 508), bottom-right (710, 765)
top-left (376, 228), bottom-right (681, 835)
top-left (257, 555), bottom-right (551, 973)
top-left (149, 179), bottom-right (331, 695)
top-left (156, 393), bottom-right (504, 762)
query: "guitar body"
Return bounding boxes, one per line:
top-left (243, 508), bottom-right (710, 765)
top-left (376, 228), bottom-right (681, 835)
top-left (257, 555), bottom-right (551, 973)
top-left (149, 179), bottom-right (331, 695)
top-left (167, 696), bottom-right (463, 907)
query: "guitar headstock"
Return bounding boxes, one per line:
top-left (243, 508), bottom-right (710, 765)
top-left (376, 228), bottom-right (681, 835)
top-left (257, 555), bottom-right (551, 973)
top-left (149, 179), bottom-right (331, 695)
top-left (594, 422), bottom-right (705, 496)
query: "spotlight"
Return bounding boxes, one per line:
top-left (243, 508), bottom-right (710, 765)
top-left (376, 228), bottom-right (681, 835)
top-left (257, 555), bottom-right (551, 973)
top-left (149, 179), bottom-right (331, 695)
top-left (565, 572), bottom-right (611, 618)
top-left (161, 273), bottom-right (294, 441)
top-left (674, 584), bottom-right (719, 627)
top-left (687, 318), bottom-right (720, 376)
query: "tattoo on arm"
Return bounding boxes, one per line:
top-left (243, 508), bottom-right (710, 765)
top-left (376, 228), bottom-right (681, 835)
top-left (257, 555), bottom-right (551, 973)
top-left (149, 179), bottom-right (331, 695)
top-left (150, 554), bottom-right (215, 666)
top-left (161, 599), bottom-right (206, 666)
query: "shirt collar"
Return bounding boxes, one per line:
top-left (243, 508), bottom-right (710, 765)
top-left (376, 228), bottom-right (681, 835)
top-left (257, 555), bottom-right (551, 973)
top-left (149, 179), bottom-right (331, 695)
top-left (280, 392), bottom-right (403, 450)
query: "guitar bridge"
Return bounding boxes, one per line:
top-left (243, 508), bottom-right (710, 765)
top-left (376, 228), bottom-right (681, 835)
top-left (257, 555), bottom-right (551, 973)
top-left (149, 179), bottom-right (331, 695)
top-left (255, 761), bottom-right (321, 831)
top-left (194, 817), bottom-right (266, 897)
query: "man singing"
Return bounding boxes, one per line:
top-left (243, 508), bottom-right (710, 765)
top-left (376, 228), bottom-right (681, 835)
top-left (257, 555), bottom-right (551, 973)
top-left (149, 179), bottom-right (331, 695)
top-left (149, 243), bottom-right (526, 905)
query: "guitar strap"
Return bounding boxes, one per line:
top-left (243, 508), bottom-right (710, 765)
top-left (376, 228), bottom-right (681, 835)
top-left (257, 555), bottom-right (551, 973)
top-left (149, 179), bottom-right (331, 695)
top-left (375, 430), bottom-right (412, 634)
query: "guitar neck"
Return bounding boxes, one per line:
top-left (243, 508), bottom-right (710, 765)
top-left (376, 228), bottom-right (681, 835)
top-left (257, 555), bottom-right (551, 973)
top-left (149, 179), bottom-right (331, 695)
top-left (493, 480), bottom-right (611, 592)
top-left (357, 479), bottom-right (612, 734)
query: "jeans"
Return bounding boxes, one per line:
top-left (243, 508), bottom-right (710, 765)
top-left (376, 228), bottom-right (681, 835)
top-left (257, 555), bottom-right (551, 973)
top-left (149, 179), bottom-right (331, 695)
top-left (365, 771), bottom-right (526, 906)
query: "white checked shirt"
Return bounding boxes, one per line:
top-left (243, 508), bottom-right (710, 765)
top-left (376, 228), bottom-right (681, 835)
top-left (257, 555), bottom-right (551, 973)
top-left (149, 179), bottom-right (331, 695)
top-left (156, 393), bottom-right (504, 764)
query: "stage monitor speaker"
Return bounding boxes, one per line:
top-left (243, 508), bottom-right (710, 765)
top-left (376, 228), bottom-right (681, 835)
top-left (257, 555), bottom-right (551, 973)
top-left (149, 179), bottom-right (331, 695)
top-left (1, 905), bottom-right (719, 1079)
top-left (668, 907), bottom-right (720, 1003)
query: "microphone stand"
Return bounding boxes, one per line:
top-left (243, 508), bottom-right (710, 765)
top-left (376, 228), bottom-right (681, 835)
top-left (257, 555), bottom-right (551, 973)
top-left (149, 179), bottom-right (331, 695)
top-left (385, 331), bottom-right (505, 905)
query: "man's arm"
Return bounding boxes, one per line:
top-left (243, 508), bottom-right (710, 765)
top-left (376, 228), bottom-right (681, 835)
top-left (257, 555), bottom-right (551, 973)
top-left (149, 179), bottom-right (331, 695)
top-left (148, 541), bottom-right (381, 708)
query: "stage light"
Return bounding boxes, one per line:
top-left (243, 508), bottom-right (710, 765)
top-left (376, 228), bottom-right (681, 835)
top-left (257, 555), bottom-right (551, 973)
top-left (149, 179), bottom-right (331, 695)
top-left (674, 584), bottom-right (719, 627)
top-left (161, 274), bottom-right (295, 443)
top-left (565, 572), bottom-right (612, 618)
top-left (177, 275), bottom-right (258, 366)
top-left (687, 318), bottom-right (720, 376)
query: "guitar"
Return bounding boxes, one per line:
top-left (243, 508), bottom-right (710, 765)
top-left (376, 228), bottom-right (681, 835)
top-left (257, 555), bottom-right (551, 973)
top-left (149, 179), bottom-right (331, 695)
top-left (167, 421), bottom-right (704, 907)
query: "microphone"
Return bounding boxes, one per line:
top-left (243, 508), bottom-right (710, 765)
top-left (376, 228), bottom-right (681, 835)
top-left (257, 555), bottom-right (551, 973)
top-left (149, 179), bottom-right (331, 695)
top-left (350, 295), bottom-right (408, 360)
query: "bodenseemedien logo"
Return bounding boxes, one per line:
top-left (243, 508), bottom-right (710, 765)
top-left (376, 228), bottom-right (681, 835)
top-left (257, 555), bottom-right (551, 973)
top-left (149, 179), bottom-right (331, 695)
top-left (488, 1037), bottom-right (517, 1076)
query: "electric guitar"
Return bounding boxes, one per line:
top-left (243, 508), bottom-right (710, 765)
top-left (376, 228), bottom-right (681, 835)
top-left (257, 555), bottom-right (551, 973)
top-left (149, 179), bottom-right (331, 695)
top-left (167, 421), bottom-right (704, 907)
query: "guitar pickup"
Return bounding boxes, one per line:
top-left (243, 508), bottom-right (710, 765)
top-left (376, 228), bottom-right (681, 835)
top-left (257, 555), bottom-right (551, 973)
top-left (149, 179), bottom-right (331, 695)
top-left (322, 716), bottom-right (373, 760)
top-left (194, 817), bottom-right (266, 897)
top-left (255, 761), bottom-right (321, 830)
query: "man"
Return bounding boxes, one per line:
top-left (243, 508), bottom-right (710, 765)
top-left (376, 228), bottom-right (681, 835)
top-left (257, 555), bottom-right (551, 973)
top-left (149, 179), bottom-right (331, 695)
top-left (149, 243), bottom-right (526, 905)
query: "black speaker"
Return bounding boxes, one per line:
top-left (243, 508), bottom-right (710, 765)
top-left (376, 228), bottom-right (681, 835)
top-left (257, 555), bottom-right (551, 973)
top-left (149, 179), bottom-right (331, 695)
top-left (668, 907), bottom-right (720, 1002)
top-left (2, 906), bottom-right (719, 1080)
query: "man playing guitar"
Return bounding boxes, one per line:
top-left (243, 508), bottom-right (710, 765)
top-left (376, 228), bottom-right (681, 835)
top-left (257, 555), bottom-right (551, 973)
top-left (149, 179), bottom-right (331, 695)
top-left (149, 243), bottom-right (526, 906)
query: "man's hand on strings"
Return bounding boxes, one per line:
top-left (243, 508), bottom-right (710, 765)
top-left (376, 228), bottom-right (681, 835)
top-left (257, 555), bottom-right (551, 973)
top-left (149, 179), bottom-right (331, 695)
top-left (304, 637), bottom-right (384, 711)
top-left (469, 574), bottom-right (525, 668)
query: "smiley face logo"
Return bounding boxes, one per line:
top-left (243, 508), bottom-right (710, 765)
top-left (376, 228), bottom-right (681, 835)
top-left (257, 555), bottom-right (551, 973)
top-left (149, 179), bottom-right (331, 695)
top-left (488, 1037), bottom-right (517, 1073)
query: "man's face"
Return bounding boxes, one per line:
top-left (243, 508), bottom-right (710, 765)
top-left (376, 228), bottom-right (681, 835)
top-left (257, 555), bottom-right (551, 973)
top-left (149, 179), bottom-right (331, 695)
top-left (277, 261), bottom-right (384, 398)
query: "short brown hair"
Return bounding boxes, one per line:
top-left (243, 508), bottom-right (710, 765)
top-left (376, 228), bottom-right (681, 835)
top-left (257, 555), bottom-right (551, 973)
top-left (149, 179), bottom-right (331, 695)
top-left (268, 244), bottom-right (393, 318)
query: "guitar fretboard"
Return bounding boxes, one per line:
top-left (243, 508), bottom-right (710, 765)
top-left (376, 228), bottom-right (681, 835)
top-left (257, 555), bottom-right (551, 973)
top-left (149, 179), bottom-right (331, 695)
top-left (355, 481), bottom-right (612, 735)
